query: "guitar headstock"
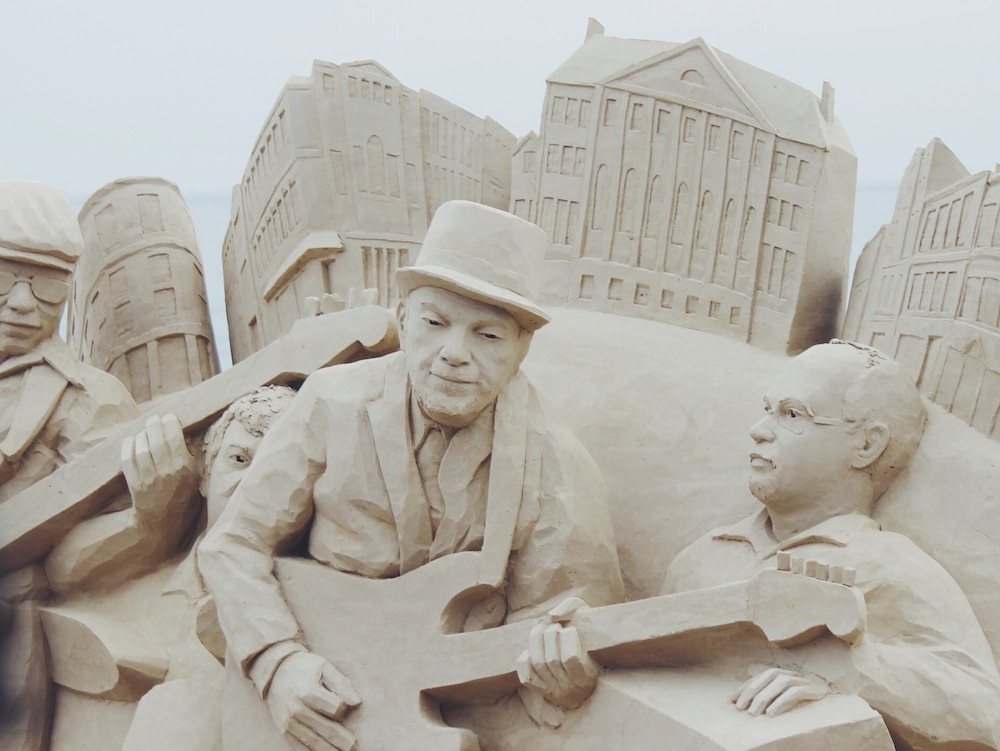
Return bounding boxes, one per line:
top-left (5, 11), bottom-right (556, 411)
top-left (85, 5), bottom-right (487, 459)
top-left (750, 555), bottom-right (866, 648)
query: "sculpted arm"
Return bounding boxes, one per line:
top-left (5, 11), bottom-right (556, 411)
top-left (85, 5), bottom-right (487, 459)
top-left (46, 414), bottom-right (200, 593)
top-left (507, 414), bottom-right (624, 717)
top-left (198, 377), bottom-right (360, 750)
top-left (835, 548), bottom-right (1000, 750)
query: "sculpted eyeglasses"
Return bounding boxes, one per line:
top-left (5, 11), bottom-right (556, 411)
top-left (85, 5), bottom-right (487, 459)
top-left (0, 272), bottom-right (69, 304)
top-left (762, 398), bottom-right (850, 434)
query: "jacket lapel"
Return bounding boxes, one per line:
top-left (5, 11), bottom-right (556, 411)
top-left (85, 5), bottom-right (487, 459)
top-left (478, 371), bottom-right (529, 588)
top-left (366, 357), bottom-right (432, 574)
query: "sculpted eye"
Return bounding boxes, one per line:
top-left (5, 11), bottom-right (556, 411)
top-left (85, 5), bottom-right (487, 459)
top-left (481, 331), bottom-right (500, 340)
top-left (231, 453), bottom-right (249, 465)
top-left (423, 316), bottom-right (443, 327)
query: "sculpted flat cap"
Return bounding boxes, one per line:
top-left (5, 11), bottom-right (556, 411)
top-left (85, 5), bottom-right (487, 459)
top-left (0, 181), bottom-right (83, 272)
top-left (396, 200), bottom-right (550, 331)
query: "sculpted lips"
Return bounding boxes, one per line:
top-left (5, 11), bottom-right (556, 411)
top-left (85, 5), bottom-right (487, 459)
top-left (0, 319), bottom-right (40, 334)
top-left (750, 452), bottom-right (774, 469)
top-left (431, 371), bottom-right (475, 386)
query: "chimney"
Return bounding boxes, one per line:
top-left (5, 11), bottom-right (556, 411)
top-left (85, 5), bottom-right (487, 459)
top-left (586, 18), bottom-right (605, 41)
top-left (820, 81), bottom-right (835, 124)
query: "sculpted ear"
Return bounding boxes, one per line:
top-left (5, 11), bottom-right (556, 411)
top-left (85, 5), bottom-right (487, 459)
top-left (395, 300), bottom-right (408, 347)
top-left (850, 421), bottom-right (890, 469)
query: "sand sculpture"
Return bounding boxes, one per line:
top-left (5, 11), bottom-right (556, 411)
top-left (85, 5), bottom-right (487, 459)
top-left (845, 138), bottom-right (1000, 444)
top-left (70, 177), bottom-right (220, 405)
top-left (221, 59), bottom-right (516, 363)
top-left (4, 20), bottom-right (1000, 751)
top-left (514, 22), bottom-right (856, 355)
top-left (0, 181), bottom-right (139, 751)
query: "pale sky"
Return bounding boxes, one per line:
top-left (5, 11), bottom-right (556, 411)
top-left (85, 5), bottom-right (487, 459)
top-left (2, 0), bottom-right (998, 364)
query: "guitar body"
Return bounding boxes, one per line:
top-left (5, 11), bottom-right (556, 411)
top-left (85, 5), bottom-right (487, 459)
top-left (222, 553), bottom-right (891, 751)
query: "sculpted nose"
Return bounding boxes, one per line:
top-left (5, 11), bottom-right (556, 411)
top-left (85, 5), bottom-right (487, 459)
top-left (439, 329), bottom-right (471, 365)
top-left (6, 280), bottom-right (37, 313)
top-left (749, 415), bottom-right (775, 443)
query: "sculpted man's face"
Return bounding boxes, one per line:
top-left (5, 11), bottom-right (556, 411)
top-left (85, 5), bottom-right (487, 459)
top-left (748, 355), bottom-right (859, 514)
top-left (204, 419), bottom-right (261, 529)
top-left (0, 258), bottom-right (68, 358)
top-left (399, 286), bottom-right (530, 429)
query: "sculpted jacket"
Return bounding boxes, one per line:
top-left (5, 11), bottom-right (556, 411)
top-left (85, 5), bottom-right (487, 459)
top-left (200, 352), bottom-right (624, 687)
top-left (664, 510), bottom-right (1000, 750)
top-left (0, 335), bottom-right (137, 503)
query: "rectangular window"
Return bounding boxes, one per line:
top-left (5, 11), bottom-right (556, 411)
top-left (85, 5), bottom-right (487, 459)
top-left (566, 98), bottom-right (580, 126)
top-left (546, 145), bottom-right (560, 173)
top-left (603, 99), bottom-right (617, 126)
top-left (630, 102), bottom-right (644, 130)
top-left (708, 124), bottom-right (720, 151)
top-left (656, 109), bottom-right (671, 136)
top-left (683, 117), bottom-right (696, 143)
top-left (551, 96), bottom-right (566, 123)
top-left (561, 145), bottom-right (574, 175)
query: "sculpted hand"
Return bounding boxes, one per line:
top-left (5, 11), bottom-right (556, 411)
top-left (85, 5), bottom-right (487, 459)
top-left (730, 667), bottom-right (831, 716)
top-left (267, 651), bottom-right (361, 751)
top-left (121, 414), bottom-right (198, 527)
top-left (516, 597), bottom-right (598, 711)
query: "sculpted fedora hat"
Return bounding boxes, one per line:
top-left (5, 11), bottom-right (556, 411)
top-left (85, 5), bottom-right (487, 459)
top-left (0, 181), bottom-right (83, 273)
top-left (396, 200), bottom-right (550, 331)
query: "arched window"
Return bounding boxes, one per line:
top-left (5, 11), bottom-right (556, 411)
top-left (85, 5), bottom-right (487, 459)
top-left (590, 164), bottom-right (610, 230)
top-left (739, 206), bottom-right (757, 260)
top-left (618, 169), bottom-right (638, 232)
top-left (719, 199), bottom-right (737, 256)
top-left (643, 175), bottom-right (665, 239)
top-left (670, 182), bottom-right (690, 245)
top-left (695, 190), bottom-right (716, 250)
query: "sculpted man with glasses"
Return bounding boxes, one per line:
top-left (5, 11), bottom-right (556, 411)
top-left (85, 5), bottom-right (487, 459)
top-left (663, 341), bottom-right (1000, 750)
top-left (0, 181), bottom-right (137, 750)
top-left (200, 200), bottom-right (624, 750)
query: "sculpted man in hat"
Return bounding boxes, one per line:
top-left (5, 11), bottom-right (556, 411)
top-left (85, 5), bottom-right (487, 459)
top-left (663, 341), bottom-right (1000, 750)
top-left (200, 201), bottom-right (624, 750)
top-left (0, 182), bottom-right (137, 750)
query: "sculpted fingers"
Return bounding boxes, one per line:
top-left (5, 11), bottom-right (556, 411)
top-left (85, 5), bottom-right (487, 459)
top-left (731, 668), bottom-right (830, 716)
top-left (120, 434), bottom-right (138, 488)
top-left (764, 673), bottom-right (831, 716)
top-left (731, 667), bottom-right (781, 710)
top-left (558, 627), bottom-right (598, 689)
top-left (144, 415), bottom-right (167, 464)
top-left (319, 663), bottom-right (361, 711)
top-left (133, 429), bottom-right (155, 487)
top-left (517, 621), bottom-right (597, 709)
top-left (287, 715), bottom-right (356, 751)
top-left (300, 667), bottom-right (360, 722)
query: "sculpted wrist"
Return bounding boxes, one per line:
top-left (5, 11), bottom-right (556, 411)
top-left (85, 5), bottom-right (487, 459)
top-left (248, 640), bottom-right (307, 698)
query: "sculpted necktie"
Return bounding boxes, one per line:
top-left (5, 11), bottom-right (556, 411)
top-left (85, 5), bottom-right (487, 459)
top-left (415, 423), bottom-right (448, 532)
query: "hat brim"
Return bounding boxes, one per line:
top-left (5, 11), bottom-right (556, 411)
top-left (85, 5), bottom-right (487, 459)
top-left (0, 245), bottom-right (75, 273)
top-left (396, 265), bottom-right (550, 331)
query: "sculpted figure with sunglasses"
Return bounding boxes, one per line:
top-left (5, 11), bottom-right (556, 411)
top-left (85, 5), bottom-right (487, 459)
top-left (0, 182), bottom-right (138, 750)
top-left (663, 341), bottom-right (1000, 750)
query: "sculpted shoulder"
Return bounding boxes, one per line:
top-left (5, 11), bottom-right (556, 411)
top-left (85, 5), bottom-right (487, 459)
top-left (297, 351), bottom-right (402, 410)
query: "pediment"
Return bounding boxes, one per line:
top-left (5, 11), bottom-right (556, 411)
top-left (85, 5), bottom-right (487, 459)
top-left (604, 39), bottom-right (771, 130)
top-left (342, 60), bottom-right (398, 81)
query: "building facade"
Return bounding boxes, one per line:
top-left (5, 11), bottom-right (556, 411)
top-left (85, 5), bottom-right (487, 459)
top-left (70, 177), bottom-right (219, 404)
top-left (223, 60), bottom-right (515, 362)
top-left (844, 139), bottom-right (1000, 442)
top-left (512, 26), bottom-right (856, 354)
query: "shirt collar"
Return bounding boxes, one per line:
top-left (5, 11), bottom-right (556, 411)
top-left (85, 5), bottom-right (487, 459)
top-left (0, 336), bottom-right (84, 386)
top-left (714, 507), bottom-right (879, 556)
top-left (408, 389), bottom-right (495, 451)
